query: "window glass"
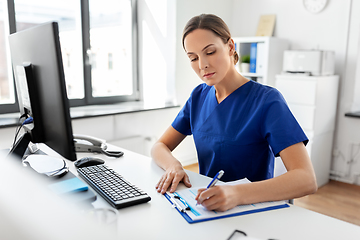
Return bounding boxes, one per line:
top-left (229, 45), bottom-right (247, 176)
top-left (89, 0), bottom-right (133, 97)
top-left (14, 0), bottom-right (84, 99)
top-left (0, 0), bottom-right (15, 104)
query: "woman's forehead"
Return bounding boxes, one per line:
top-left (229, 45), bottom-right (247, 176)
top-left (184, 29), bottom-right (222, 53)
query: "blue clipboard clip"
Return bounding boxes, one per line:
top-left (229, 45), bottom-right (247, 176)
top-left (168, 192), bottom-right (191, 212)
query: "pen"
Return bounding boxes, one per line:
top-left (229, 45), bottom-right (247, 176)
top-left (206, 170), bottom-right (224, 189)
top-left (196, 170), bottom-right (224, 206)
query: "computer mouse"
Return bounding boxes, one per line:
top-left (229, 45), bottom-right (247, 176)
top-left (74, 157), bottom-right (105, 168)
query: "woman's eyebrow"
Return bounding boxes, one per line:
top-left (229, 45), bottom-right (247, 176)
top-left (202, 44), bottom-right (214, 51)
top-left (187, 44), bottom-right (214, 55)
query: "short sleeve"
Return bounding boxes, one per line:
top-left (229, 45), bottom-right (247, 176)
top-left (261, 89), bottom-right (308, 156)
top-left (172, 97), bottom-right (192, 136)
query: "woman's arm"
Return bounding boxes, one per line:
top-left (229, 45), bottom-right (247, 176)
top-left (151, 126), bottom-right (192, 194)
top-left (196, 142), bottom-right (317, 211)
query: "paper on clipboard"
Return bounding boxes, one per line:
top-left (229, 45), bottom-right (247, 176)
top-left (165, 178), bottom-right (289, 224)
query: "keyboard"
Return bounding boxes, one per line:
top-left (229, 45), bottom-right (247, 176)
top-left (77, 164), bottom-right (151, 209)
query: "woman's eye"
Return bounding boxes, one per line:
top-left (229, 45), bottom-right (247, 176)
top-left (207, 51), bottom-right (215, 55)
top-left (190, 57), bottom-right (198, 62)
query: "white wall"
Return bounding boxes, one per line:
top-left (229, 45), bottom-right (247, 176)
top-left (332, 0), bottom-right (360, 184)
top-left (231, 0), bottom-right (350, 75)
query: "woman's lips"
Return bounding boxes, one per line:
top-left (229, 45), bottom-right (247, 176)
top-left (203, 72), bottom-right (215, 78)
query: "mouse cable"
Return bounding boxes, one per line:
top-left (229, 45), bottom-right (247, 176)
top-left (12, 114), bottom-right (26, 148)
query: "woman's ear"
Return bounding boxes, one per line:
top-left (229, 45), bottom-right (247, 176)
top-left (228, 38), bottom-right (235, 56)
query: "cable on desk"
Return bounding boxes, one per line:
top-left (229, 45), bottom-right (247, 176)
top-left (11, 114), bottom-right (28, 148)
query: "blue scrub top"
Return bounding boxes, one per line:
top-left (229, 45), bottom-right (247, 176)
top-left (172, 81), bottom-right (308, 182)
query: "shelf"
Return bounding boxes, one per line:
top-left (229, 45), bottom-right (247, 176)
top-left (232, 36), bottom-right (289, 86)
top-left (232, 36), bottom-right (270, 43)
top-left (240, 72), bottom-right (263, 78)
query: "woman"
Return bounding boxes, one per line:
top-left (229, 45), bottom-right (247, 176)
top-left (151, 14), bottom-right (317, 212)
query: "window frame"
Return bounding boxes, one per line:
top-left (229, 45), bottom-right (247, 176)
top-left (0, 0), bottom-right (18, 114)
top-left (0, 0), bottom-right (140, 112)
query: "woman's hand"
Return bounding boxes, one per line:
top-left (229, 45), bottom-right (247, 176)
top-left (155, 164), bottom-right (192, 194)
top-left (195, 185), bottom-right (239, 212)
top-left (152, 126), bottom-right (191, 194)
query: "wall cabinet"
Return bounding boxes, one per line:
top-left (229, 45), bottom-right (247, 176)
top-left (275, 75), bottom-right (339, 186)
top-left (233, 37), bottom-right (288, 87)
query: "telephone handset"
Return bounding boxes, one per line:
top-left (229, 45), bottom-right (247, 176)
top-left (73, 134), bottom-right (124, 158)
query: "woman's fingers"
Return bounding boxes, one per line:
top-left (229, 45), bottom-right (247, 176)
top-left (155, 169), bottom-right (192, 194)
top-left (196, 186), bottom-right (233, 211)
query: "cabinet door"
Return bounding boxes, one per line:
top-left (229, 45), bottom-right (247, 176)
top-left (276, 78), bottom-right (317, 105)
top-left (288, 104), bottom-right (316, 131)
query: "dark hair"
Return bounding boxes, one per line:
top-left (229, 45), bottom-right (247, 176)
top-left (182, 14), bottom-right (239, 65)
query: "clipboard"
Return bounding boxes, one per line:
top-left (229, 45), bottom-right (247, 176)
top-left (164, 187), bottom-right (289, 224)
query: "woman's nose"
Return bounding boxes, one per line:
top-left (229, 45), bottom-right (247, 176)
top-left (199, 57), bottom-right (208, 70)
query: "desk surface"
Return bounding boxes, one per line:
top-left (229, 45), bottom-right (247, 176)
top-left (3, 144), bottom-right (357, 240)
top-left (66, 145), bottom-right (360, 240)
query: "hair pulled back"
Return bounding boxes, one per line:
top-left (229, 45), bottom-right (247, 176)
top-left (182, 14), bottom-right (239, 65)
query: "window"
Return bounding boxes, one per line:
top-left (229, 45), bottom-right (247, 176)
top-left (89, 0), bottom-right (134, 98)
top-left (0, 0), bottom-right (138, 113)
top-left (14, 0), bottom-right (85, 100)
top-left (0, 0), bottom-right (177, 115)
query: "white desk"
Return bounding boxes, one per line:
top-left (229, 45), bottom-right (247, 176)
top-left (71, 145), bottom-right (360, 240)
top-left (2, 145), bottom-right (360, 240)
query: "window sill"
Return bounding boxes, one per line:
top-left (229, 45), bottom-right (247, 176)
top-left (0, 101), bottom-right (180, 129)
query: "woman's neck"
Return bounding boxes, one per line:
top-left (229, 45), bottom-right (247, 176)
top-left (214, 68), bottom-right (249, 104)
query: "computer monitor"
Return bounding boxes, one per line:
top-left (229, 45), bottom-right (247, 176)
top-left (8, 22), bottom-right (77, 161)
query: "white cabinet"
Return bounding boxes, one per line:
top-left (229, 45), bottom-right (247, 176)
top-left (275, 75), bottom-right (339, 187)
top-left (233, 37), bottom-right (288, 87)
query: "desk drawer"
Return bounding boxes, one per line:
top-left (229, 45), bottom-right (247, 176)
top-left (276, 78), bottom-right (317, 105)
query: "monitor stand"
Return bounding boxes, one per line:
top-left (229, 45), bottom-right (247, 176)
top-left (8, 132), bottom-right (31, 160)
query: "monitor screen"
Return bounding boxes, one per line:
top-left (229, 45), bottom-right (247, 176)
top-left (9, 22), bottom-right (77, 161)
